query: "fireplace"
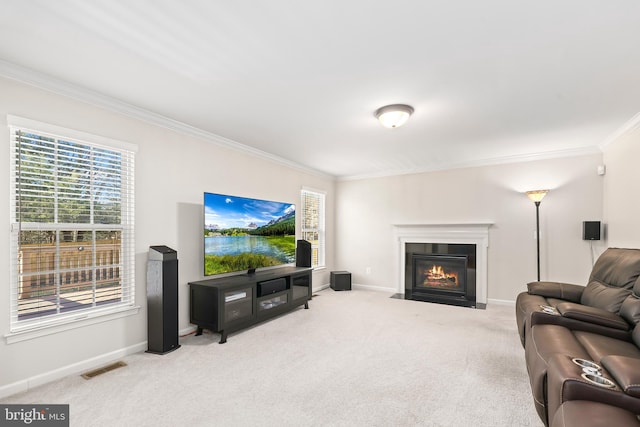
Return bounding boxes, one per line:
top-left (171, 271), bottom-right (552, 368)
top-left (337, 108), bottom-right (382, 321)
top-left (394, 224), bottom-right (490, 309)
top-left (405, 243), bottom-right (477, 307)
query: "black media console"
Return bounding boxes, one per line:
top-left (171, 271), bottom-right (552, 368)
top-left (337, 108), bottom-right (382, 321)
top-left (188, 266), bottom-right (312, 343)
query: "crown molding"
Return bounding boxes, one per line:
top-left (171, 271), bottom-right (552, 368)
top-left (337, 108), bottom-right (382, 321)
top-left (0, 60), bottom-right (333, 180)
top-left (599, 111), bottom-right (640, 150)
top-left (338, 145), bottom-right (602, 181)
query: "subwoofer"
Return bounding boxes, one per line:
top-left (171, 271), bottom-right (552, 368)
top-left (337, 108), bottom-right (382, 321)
top-left (296, 240), bottom-right (312, 267)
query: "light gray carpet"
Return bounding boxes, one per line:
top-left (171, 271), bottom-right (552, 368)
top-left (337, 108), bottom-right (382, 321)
top-left (2, 289), bottom-right (541, 426)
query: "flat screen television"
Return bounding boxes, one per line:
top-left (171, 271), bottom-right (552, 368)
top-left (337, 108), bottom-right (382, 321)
top-left (204, 192), bottom-right (296, 276)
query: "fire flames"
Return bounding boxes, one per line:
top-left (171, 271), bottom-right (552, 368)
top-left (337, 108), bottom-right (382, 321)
top-left (423, 265), bottom-right (458, 287)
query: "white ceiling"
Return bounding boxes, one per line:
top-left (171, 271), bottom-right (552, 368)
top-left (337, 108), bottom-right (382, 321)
top-left (1, 1), bottom-right (639, 179)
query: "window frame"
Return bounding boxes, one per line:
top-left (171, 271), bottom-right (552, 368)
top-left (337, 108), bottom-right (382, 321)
top-left (300, 188), bottom-right (326, 269)
top-left (6, 115), bottom-right (138, 343)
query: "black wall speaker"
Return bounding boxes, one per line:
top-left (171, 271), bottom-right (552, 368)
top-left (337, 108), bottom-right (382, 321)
top-left (583, 221), bottom-right (601, 241)
top-left (146, 246), bottom-right (181, 355)
top-left (296, 240), bottom-right (312, 267)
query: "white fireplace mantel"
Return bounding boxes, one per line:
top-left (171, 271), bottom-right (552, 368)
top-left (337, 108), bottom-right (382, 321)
top-left (393, 223), bottom-right (493, 307)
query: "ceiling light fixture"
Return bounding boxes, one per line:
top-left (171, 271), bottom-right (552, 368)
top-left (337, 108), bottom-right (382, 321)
top-left (374, 104), bottom-right (414, 128)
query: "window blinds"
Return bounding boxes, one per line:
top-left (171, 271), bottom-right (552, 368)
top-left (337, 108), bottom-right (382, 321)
top-left (301, 189), bottom-right (325, 268)
top-left (9, 118), bottom-right (136, 332)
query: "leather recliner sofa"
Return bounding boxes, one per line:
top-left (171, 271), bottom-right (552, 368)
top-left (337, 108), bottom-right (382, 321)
top-left (516, 248), bottom-right (640, 348)
top-left (515, 248), bottom-right (640, 426)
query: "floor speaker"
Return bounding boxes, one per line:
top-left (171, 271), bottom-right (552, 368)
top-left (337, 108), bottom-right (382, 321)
top-left (583, 221), bottom-right (601, 240)
top-left (147, 245), bottom-right (181, 354)
top-left (296, 240), bottom-right (312, 267)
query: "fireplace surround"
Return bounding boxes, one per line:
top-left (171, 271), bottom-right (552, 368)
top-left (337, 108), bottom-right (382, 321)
top-left (393, 224), bottom-right (491, 308)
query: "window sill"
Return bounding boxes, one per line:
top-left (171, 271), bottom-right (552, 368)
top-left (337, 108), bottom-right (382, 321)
top-left (4, 305), bottom-right (141, 344)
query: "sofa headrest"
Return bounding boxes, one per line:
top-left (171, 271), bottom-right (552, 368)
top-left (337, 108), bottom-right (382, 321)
top-left (580, 248), bottom-right (640, 313)
top-left (589, 248), bottom-right (640, 290)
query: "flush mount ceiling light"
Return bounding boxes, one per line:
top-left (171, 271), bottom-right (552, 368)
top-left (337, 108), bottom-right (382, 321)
top-left (374, 104), bottom-right (414, 128)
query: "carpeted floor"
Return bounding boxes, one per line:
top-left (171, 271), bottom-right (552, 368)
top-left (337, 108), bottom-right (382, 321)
top-left (1, 288), bottom-right (541, 426)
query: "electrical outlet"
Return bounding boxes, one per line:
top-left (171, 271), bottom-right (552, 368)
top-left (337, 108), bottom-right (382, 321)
top-left (365, 267), bottom-right (371, 275)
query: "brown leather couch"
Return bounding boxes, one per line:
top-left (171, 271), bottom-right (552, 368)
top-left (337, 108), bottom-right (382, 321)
top-left (515, 248), bottom-right (640, 426)
top-left (516, 247), bottom-right (640, 348)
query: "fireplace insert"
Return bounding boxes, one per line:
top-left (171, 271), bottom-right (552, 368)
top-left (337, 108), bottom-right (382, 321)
top-left (405, 244), bottom-right (477, 307)
top-left (413, 255), bottom-right (467, 294)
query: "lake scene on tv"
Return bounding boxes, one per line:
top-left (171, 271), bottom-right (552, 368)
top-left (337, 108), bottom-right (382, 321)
top-left (204, 193), bottom-right (296, 276)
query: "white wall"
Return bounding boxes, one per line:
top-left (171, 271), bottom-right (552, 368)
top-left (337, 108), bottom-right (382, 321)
top-left (335, 155), bottom-right (606, 302)
top-left (602, 120), bottom-right (640, 248)
top-left (0, 76), bottom-right (335, 396)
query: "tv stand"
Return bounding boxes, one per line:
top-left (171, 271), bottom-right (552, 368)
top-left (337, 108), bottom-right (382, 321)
top-left (188, 266), bottom-right (312, 343)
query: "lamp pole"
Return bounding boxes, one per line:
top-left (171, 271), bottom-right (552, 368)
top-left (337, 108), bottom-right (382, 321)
top-left (526, 189), bottom-right (548, 282)
top-left (535, 201), bottom-right (541, 282)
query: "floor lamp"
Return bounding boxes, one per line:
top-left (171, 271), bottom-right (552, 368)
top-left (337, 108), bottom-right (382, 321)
top-left (526, 190), bottom-right (549, 281)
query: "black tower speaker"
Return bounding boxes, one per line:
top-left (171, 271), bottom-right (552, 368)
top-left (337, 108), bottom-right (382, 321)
top-left (583, 221), bottom-right (601, 241)
top-left (146, 245), bottom-right (181, 354)
top-left (296, 240), bottom-right (312, 267)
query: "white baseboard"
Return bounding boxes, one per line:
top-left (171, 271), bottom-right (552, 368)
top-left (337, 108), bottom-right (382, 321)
top-left (319, 283), bottom-right (517, 306)
top-left (351, 283), bottom-right (396, 293)
top-left (0, 341), bottom-right (147, 400)
top-left (315, 283), bottom-right (395, 293)
top-left (488, 298), bottom-right (516, 306)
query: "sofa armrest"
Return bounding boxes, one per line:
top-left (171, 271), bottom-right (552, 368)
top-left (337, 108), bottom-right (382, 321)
top-left (527, 281), bottom-right (584, 303)
top-left (546, 354), bottom-right (640, 421)
top-left (556, 302), bottom-right (631, 331)
top-left (602, 356), bottom-right (640, 398)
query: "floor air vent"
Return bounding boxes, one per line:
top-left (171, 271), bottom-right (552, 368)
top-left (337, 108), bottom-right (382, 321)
top-left (81, 361), bottom-right (127, 379)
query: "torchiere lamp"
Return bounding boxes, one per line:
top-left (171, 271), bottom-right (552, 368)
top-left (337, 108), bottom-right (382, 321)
top-left (526, 190), bottom-right (549, 281)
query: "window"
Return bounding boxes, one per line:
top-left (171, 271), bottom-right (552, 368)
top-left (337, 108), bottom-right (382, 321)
top-left (301, 189), bottom-right (325, 268)
top-left (8, 116), bottom-right (136, 334)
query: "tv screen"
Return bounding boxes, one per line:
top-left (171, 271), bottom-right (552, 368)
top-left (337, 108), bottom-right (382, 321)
top-left (204, 192), bottom-right (296, 276)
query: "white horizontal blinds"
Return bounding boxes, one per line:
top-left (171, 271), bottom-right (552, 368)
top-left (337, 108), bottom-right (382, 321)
top-left (9, 122), bottom-right (135, 330)
top-left (301, 189), bottom-right (325, 268)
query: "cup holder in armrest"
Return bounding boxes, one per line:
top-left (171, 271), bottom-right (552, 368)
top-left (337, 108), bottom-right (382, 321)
top-left (581, 373), bottom-right (616, 389)
top-left (572, 358), bottom-right (602, 371)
